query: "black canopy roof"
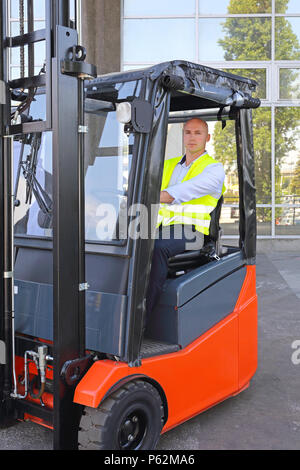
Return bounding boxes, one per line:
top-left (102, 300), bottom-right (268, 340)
top-left (85, 60), bottom-right (260, 111)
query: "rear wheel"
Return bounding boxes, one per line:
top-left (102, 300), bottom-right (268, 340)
top-left (78, 380), bottom-right (164, 450)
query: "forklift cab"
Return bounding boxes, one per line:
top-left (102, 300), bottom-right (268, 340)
top-left (11, 60), bottom-right (259, 450)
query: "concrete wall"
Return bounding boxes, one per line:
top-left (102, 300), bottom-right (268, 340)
top-left (81, 0), bottom-right (121, 75)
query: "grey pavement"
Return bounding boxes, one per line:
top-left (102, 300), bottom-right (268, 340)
top-left (1, 252), bottom-right (300, 450)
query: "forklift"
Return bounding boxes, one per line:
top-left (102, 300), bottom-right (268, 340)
top-left (0, 0), bottom-right (260, 450)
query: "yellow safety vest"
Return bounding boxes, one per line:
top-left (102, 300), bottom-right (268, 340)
top-left (157, 154), bottom-right (225, 236)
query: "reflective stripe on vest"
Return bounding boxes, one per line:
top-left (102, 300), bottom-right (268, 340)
top-left (157, 153), bottom-right (225, 235)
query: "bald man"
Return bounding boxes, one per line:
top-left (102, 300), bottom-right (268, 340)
top-left (145, 118), bottom-right (225, 324)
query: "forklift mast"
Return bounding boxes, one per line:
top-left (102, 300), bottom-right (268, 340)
top-left (0, 0), bottom-right (96, 449)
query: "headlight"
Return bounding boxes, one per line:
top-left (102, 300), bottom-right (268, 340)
top-left (116, 102), bottom-right (132, 124)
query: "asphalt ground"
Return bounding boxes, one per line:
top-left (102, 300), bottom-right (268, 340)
top-left (0, 252), bottom-right (299, 450)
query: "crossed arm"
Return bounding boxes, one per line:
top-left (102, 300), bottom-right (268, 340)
top-left (160, 163), bottom-right (225, 205)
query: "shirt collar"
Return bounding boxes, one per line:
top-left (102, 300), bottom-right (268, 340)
top-left (179, 151), bottom-right (207, 167)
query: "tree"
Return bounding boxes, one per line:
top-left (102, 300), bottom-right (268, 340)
top-left (291, 155), bottom-right (300, 201)
top-left (213, 0), bottom-right (300, 222)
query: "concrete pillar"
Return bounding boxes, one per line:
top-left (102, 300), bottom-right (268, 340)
top-left (81, 0), bottom-right (121, 75)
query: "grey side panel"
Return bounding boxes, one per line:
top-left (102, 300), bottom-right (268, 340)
top-left (14, 248), bottom-right (129, 295)
top-left (85, 291), bottom-right (127, 356)
top-left (160, 251), bottom-right (244, 307)
top-left (86, 253), bottom-right (129, 294)
top-left (178, 267), bottom-right (246, 347)
top-left (14, 281), bottom-right (40, 337)
top-left (146, 262), bottom-right (246, 348)
top-left (14, 248), bottom-right (53, 284)
top-left (14, 280), bottom-right (127, 357)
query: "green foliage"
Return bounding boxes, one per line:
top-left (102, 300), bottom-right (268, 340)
top-left (275, 17), bottom-right (300, 60)
top-left (227, 0), bottom-right (272, 14)
top-left (279, 69), bottom-right (300, 99)
top-left (219, 17), bottom-right (271, 61)
top-left (290, 155), bottom-right (300, 198)
top-left (213, 0), bottom-right (300, 214)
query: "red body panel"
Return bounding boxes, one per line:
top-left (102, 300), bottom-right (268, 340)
top-left (14, 355), bottom-right (54, 425)
top-left (15, 265), bottom-right (256, 431)
top-left (237, 266), bottom-right (257, 389)
top-left (74, 265), bottom-right (257, 432)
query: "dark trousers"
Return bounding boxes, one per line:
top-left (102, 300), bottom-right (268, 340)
top-left (145, 224), bottom-right (203, 323)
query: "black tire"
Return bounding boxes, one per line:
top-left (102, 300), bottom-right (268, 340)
top-left (78, 380), bottom-right (164, 450)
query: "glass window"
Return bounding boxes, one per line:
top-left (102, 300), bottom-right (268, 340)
top-left (222, 207), bottom-right (272, 237)
top-left (10, 20), bottom-right (45, 36)
top-left (275, 207), bottom-right (300, 235)
top-left (11, 39), bottom-right (45, 70)
top-left (123, 64), bottom-right (149, 71)
top-left (29, 92), bottom-right (47, 121)
top-left (275, 17), bottom-right (300, 60)
top-left (276, 0), bottom-right (300, 14)
top-left (11, 45), bottom-right (28, 66)
top-left (9, 65), bottom-right (42, 80)
top-left (14, 132), bottom-right (53, 238)
top-left (123, 19), bottom-right (195, 63)
top-left (124, 0), bottom-right (195, 16)
top-left (257, 208), bottom-right (272, 236)
top-left (279, 69), bottom-right (300, 100)
top-left (114, 80), bottom-right (142, 100)
top-left (199, 0), bottom-right (272, 15)
top-left (223, 68), bottom-right (267, 100)
top-left (214, 116), bottom-right (239, 237)
top-left (253, 107), bottom-right (272, 205)
top-left (10, 0), bottom-right (45, 19)
top-left (84, 112), bottom-right (134, 242)
top-left (199, 18), bottom-right (271, 61)
top-left (165, 123), bottom-right (184, 160)
top-left (275, 107), bottom-right (300, 205)
top-left (14, 80), bottom-right (141, 242)
top-left (34, 40), bottom-right (46, 66)
top-left (69, 0), bottom-right (76, 22)
top-left (84, 81), bottom-right (141, 242)
top-left (208, 120), bottom-right (238, 205)
top-left (220, 206), bottom-right (239, 236)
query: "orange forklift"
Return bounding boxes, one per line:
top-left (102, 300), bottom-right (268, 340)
top-left (0, 0), bottom-right (259, 450)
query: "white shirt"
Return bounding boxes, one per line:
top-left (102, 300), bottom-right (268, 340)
top-left (165, 152), bottom-right (225, 204)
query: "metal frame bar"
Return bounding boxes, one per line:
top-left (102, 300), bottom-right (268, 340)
top-left (0, 0), bottom-right (87, 448)
top-left (51, 22), bottom-right (85, 450)
top-left (0, 2), bottom-right (6, 412)
top-left (5, 28), bottom-right (46, 47)
top-left (14, 398), bottom-right (53, 424)
top-left (0, 0), bottom-right (13, 424)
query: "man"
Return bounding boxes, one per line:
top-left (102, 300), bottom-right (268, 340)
top-left (145, 118), bottom-right (225, 320)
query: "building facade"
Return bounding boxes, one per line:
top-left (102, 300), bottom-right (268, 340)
top-left (122, 0), bottom-right (300, 247)
top-left (8, 0), bottom-right (300, 247)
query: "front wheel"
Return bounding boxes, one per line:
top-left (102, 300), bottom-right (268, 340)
top-left (78, 380), bottom-right (165, 450)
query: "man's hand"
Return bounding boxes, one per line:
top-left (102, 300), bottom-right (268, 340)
top-left (160, 190), bottom-right (175, 204)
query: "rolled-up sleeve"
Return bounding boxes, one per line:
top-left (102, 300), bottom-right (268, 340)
top-left (166, 163), bottom-right (225, 204)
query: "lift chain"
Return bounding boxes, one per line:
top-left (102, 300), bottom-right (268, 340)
top-left (19, 0), bottom-right (25, 78)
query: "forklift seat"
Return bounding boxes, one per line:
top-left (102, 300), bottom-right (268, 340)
top-left (167, 196), bottom-right (224, 273)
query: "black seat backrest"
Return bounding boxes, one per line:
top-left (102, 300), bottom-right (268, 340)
top-left (205, 195), bottom-right (224, 243)
top-left (167, 195), bottom-right (224, 273)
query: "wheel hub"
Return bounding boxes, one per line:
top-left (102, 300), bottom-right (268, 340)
top-left (119, 411), bottom-right (147, 450)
